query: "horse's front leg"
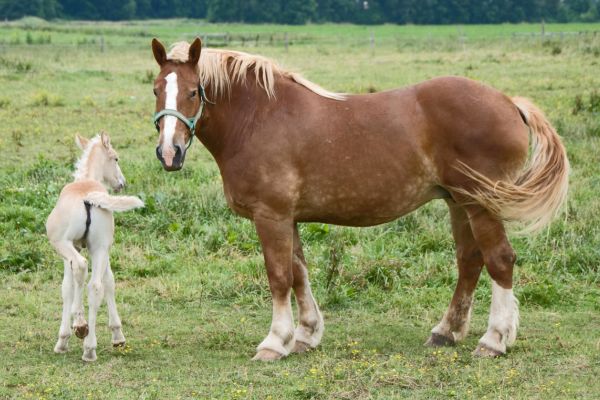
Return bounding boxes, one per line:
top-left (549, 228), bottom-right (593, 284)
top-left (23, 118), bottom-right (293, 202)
top-left (291, 224), bottom-right (323, 353)
top-left (252, 216), bottom-right (296, 361)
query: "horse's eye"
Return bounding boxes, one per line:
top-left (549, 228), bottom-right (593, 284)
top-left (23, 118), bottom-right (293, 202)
top-left (190, 90), bottom-right (197, 98)
top-left (115, 158), bottom-right (119, 162)
top-left (153, 88), bottom-right (158, 96)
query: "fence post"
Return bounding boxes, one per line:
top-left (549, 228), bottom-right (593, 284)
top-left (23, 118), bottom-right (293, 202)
top-left (284, 32), bottom-right (289, 52)
top-left (369, 31), bottom-right (375, 54)
top-left (100, 35), bottom-right (104, 53)
top-left (541, 20), bottom-right (545, 45)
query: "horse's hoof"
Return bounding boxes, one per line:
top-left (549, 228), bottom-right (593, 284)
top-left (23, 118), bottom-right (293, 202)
top-left (54, 344), bottom-right (68, 354)
top-left (291, 340), bottom-right (312, 354)
top-left (425, 332), bottom-right (455, 347)
top-left (74, 324), bottom-right (89, 339)
top-left (112, 340), bottom-right (126, 348)
top-left (82, 349), bottom-right (97, 362)
top-left (472, 343), bottom-right (504, 358)
top-left (252, 349), bottom-right (284, 361)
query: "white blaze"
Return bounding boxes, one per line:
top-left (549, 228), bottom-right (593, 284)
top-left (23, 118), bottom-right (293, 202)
top-left (163, 72), bottom-right (178, 147)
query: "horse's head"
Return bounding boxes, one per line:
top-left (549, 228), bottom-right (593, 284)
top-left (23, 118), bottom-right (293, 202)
top-left (76, 132), bottom-right (125, 191)
top-left (151, 37), bottom-right (203, 171)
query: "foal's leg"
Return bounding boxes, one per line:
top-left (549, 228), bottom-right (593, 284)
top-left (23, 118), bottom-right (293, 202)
top-left (291, 225), bottom-right (324, 353)
top-left (50, 240), bottom-right (88, 338)
top-left (252, 216), bottom-right (296, 361)
top-left (104, 263), bottom-right (125, 347)
top-left (54, 259), bottom-right (74, 353)
top-left (466, 206), bottom-right (519, 357)
top-left (82, 245), bottom-right (108, 362)
top-left (427, 201), bottom-right (483, 346)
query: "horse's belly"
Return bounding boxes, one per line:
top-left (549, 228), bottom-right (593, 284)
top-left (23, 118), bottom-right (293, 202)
top-left (295, 185), bottom-right (436, 226)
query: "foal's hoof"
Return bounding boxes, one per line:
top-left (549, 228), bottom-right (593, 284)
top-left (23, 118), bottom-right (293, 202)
top-left (54, 343), bottom-right (68, 354)
top-left (82, 349), bottom-right (97, 362)
top-left (291, 340), bottom-right (312, 354)
top-left (473, 343), bottom-right (504, 358)
top-left (252, 349), bottom-right (284, 362)
top-left (425, 333), bottom-right (455, 347)
top-left (74, 324), bottom-right (89, 339)
top-left (112, 340), bottom-right (126, 348)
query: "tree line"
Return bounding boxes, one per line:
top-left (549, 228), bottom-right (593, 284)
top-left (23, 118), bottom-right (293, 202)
top-left (1, 0), bottom-right (599, 24)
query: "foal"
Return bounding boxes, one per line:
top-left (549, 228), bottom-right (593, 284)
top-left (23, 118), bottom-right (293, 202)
top-left (46, 132), bottom-right (143, 362)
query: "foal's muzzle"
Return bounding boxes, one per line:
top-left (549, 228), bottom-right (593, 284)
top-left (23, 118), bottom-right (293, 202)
top-left (156, 144), bottom-right (186, 171)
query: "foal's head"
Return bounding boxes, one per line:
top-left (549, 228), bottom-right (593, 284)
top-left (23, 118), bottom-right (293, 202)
top-left (75, 133), bottom-right (125, 191)
top-left (152, 38), bottom-right (203, 171)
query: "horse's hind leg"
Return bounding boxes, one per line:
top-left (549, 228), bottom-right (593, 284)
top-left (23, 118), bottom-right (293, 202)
top-left (104, 262), bottom-right (125, 347)
top-left (465, 206), bottom-right (519, 357)
top-left (50, 240), bottom-right (88, 339)
top-left (427, 201), bottom-right (484, 346)
top-left (291, 224), bottom-right (323, 353)
top-left (54, 259), bottom-right (74, 353)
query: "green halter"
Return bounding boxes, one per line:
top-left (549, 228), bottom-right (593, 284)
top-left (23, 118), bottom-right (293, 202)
top-left (153, 85), bottom-right (213, 149)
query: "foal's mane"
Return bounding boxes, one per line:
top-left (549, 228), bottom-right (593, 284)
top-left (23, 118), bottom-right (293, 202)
top-left (167, 42), bottom-right (345, 101)
top-left (73, 135), bottom-right (101, 181)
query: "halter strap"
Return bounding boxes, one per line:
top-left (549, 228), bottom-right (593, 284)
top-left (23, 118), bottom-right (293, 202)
top-left (153, 84), bottom-right (213, 150)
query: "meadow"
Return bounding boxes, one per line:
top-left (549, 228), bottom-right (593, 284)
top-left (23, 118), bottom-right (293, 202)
top-left (1, 18), bottom-right (600, 399)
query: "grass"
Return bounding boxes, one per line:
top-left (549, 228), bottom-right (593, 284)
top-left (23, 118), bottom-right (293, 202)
top-left (1, 20), bottom-right (600, 399)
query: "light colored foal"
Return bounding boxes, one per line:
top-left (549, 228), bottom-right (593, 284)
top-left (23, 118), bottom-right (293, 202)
top-left (46, 133), bottom-right (143, 361)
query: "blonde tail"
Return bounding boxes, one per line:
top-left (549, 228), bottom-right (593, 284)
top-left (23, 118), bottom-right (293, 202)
top-left (455, 97), bottom-right (569, 234)
top-left (84, 192), bottom-right (144, 212)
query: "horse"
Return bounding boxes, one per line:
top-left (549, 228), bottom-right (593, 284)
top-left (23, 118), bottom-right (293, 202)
top-left (150, 38), bottom-right (569, 361)
top-left (46, 133), bottom-right (144, 361)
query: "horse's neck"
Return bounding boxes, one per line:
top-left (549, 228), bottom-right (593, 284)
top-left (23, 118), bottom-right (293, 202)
top-left (200, 80), bottom-right (269, 162)
top-left (74, 153), bottom-right (102, 182)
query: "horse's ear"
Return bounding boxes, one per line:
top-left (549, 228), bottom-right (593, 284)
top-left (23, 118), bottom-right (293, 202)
top-left (152, 38), bottom-right (167, 66)
top-left (188, 37), bottom-right (202, 66)
top-left (100, 132), bottom-right (111, 149)
top-left (75, 134), bottom-right (89, 150)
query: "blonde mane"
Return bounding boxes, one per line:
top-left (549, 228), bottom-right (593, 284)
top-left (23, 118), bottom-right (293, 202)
top-left (73, 135), bottom-right (101, 181)
top-left (167, 41), bottom-right (345, 101)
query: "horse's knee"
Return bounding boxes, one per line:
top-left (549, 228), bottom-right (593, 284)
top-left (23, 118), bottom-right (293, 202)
top-left (71, 259), bottom-right (87, 282)
top-left (483, 244), bottom-right (516, 287)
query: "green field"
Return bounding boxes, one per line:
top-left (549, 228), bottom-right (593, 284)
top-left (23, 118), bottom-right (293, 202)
top-left (1, 19), bottom-right (600, 399)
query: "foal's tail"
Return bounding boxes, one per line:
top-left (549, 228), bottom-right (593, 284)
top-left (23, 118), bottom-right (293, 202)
top-left (455, 97), bottom-right (569, 234)
top-left (84, 192), bottom-right (144, 212)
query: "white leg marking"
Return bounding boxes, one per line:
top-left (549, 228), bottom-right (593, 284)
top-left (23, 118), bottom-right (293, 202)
top-left (293, 264), bottom-right (324, 348)
top-left (257, 292), bottom-right (295, 356)
top-left (479, 281), bottom-right (519, 353)
top-left (431, 295), bottom-right (474, 342)
top-left (163, 72), bottom-right (179, 147)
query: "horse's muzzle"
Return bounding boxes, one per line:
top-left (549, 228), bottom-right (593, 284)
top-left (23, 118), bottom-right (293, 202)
top-left (156, 144), bottom-right (186, 171)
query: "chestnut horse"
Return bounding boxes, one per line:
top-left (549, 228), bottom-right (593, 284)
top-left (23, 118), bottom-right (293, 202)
top-left (150, 38), bottom-right (568, 360)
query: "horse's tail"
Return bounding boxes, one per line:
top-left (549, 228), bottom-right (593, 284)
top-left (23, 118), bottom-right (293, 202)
top-left (455, 97), bottom-right (569, 234)
top-left (84, 192), bottom-right (144, 212)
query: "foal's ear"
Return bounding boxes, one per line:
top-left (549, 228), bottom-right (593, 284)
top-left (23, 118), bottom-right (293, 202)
top-left (100, 132), bottom-right (111, 149)
top-left (188, 37), bottom-right (202, 66)
top-left (75, 134), bottom-right (89, 150)
top-left (152, 38), bottom-right (167, 66)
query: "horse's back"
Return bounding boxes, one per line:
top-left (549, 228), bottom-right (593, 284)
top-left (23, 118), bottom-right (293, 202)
top-left (46, 180), bottom-right (109, 244)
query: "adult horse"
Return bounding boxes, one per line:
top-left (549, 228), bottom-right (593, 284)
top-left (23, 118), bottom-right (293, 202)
top-left (150, 38), bottom-right (568, 360)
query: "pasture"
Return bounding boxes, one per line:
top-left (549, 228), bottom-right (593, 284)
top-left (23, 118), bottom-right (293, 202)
top-left (1, 18), bottom-right (600, 399)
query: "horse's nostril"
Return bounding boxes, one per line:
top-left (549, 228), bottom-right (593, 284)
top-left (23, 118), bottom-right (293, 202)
top-left (155, 146), bottom-right (164, 162)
